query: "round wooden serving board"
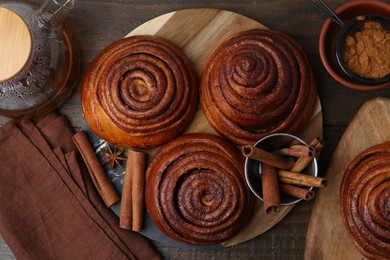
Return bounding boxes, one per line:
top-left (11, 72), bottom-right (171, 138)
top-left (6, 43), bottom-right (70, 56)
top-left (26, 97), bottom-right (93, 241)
top-left (305, 97), bottom-right (390, 259)
top-left (86, 8), bottom-right (323, 249)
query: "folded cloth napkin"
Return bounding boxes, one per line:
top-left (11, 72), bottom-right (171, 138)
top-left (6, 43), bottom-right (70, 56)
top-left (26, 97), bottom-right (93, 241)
top-left (0, 112), bottom-right (161, 260)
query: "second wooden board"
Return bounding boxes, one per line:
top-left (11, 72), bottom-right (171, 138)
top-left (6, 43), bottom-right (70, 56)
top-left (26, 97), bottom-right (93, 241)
top-left (305, 97), bottom-right (390, 259)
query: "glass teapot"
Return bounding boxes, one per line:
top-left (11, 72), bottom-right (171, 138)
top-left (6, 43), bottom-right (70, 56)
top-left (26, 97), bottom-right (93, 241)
top-left (0, 0), bottom-right (78, 118)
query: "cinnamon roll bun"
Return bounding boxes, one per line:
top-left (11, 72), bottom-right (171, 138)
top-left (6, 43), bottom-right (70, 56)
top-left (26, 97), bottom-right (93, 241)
top-left (200, 29), bottom-right (317, 145)
top-left (340, 142), bottom-right (390, 259)
top-left (145, 133), bottom-right (253, 245)
top-left (81, 35), bottom-right (198, 149)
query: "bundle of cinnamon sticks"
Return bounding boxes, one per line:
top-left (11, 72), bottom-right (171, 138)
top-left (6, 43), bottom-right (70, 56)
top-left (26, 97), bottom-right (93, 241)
top-left (73, 131), bottom-right (146, 232)
top-left (242, 137), bottom-right (326, 214)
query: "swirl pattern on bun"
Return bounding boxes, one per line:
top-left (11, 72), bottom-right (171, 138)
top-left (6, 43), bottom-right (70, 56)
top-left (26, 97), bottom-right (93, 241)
top-left (81, 35), bottom-right (198, 149)
top-left (145, 133), bottom-right (252, 245)
top-left (200, 29), bottom-right (317, 145)
top-left (340, 142), bottom-right (390, 259)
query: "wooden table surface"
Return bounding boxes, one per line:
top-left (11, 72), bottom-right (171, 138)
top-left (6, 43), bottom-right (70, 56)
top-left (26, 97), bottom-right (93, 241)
top-left (0, 0), bottom-right (389, 259)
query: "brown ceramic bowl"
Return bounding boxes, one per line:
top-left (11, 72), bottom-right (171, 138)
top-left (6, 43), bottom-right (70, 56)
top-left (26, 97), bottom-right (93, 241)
top-left (319, 0), bottom-right (390, 91)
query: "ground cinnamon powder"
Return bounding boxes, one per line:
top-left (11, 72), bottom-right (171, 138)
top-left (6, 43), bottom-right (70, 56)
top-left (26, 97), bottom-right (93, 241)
top-left (342, 21), bottom-right (390, 79)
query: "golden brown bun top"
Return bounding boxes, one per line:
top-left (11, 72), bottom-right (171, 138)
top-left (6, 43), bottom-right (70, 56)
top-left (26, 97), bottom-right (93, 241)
top-left (340, 141), bottom-right (390, 259)
top-left (145, 133), bottom-right (253, 245)
top-left (81, 35), bottom-right (198, 149)
top-left (200, 29), bottom-right (317, 145)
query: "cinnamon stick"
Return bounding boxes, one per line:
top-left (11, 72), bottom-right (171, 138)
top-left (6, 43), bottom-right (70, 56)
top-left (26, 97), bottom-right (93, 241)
top-left (280, 184), bottom-right (315, 201)
top-left (274, 145), bottom-right (313, 158)
top-left (309, 136), bottom-right (323, 147)
top-left (120, 155), bottom-right (133, 230)
top-left (278, 170), bottom-right (327, 188)
top-left (291, 146), bottom-right (316, 172)
top-left (120, 149), bottom-right (146, 232)
top-left (309, 136), bottom-right (325, 156)
top-left (72, 131), bottom-right (120, 207)
top-left (242, 145), bottom-right (294, 170)
top-left (261, 163), bottom-right (280, 214)
top-left (280, 177), bottom-right (323, 188)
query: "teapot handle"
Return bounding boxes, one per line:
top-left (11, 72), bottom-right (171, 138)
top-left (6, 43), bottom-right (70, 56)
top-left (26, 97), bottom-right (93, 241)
top-left (36, 0), bottom-right (75, 30)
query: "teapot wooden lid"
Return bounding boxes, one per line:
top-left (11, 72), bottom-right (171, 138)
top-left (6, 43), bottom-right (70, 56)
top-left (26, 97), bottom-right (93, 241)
top-left (0, 7), bottom-right (32, 83)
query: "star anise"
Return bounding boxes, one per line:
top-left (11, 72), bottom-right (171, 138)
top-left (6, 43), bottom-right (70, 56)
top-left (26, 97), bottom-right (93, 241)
top-left (102, 145), bottom-right (126, 171)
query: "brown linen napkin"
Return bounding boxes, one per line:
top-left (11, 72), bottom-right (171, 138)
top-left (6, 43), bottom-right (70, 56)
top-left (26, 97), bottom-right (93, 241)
top-left (0, 113), bottom-right (161, 260)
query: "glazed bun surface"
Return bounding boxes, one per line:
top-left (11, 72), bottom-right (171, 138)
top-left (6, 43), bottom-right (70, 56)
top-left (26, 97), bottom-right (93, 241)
top-left (200, 29), bottom-right (317, 145)
top-left (340, 141), bottom-right (390, 259)
top-left (81, 35), bottom-right (198, 149)
top-left (145, 133), bottom-right (253, 245)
